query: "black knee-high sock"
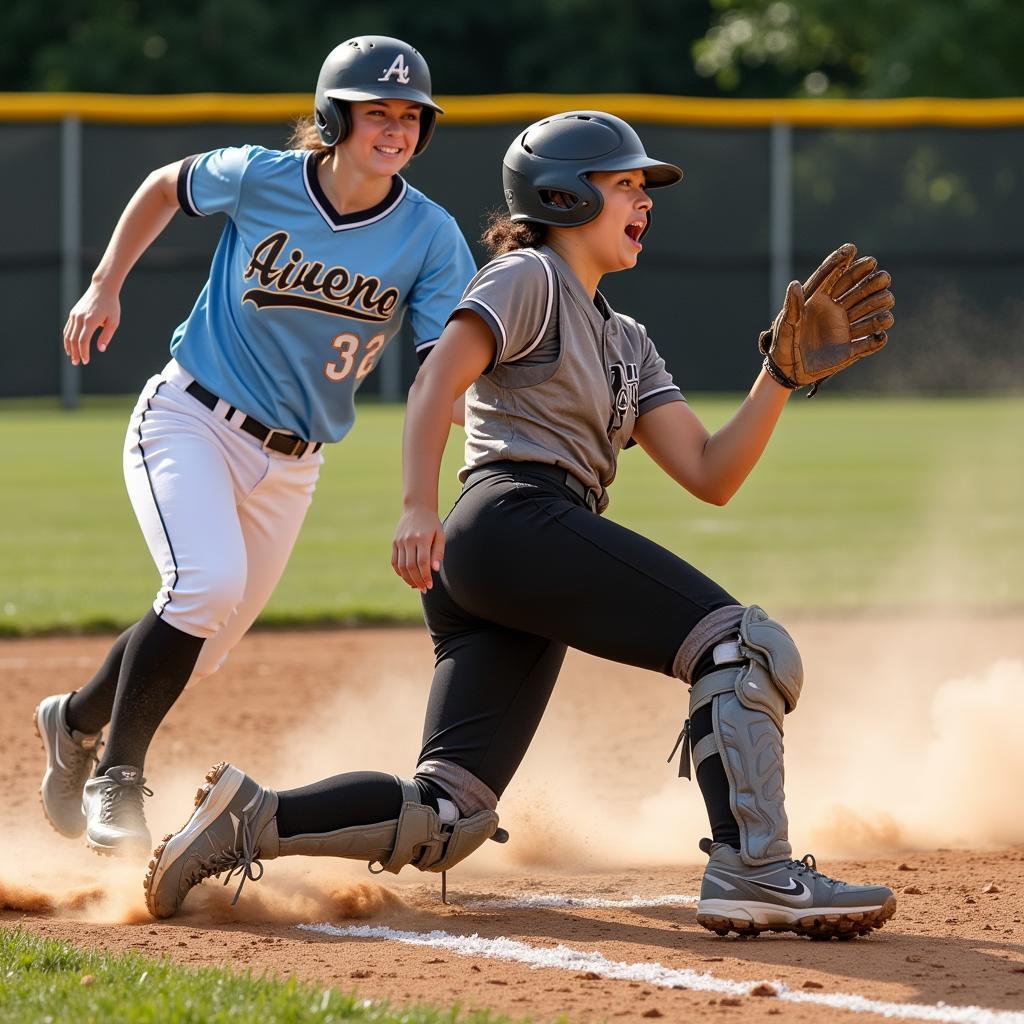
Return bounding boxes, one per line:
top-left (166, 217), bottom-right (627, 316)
top-left (275, 773), bottom-right (442, 838)
top-left (95, 609), bottom-right (205, 775)
top-left (689, 704), bottom-right (741, 850)
top-left (65, 622), bottom-right (138, 735)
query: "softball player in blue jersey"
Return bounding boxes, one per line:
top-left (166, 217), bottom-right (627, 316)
top-left (34, 36), bottom-right (475, 856)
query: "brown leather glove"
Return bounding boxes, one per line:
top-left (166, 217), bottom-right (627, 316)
top-left (759, 243), bottom-right (894, 395)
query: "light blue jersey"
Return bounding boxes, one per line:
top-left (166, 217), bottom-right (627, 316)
top-left (171, 145), bottom-right (475, 442)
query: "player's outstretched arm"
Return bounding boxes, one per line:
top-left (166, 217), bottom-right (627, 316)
top-left (63, 161), bottom-right (184, 366)
top-left (632, 369), bottom-right (791, 506)
top-left (634, 243), bottom-right (894, 505)
top-left (392, 311), bottom-right (493, 592)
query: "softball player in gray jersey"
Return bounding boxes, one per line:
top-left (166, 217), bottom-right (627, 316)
top-left (145, 112), bottom-right (898, 941)
top-left (33, 36), bottom-right (474, 857)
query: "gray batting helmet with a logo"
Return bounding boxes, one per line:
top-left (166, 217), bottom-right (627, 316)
top-left (314, 36), bottom-right (442, 154)
top-left (502, 111), bottom-right (683, 228)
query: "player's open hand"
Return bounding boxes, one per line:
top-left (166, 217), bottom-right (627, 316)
top-left (392, 505), bottom-right (445, 593)
top-left (64, 283), bottom-right (121, 366)
top-left (759, 243), bottom-right (894, 393)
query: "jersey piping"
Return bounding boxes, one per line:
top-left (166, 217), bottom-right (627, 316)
top-left (415, 337), bottom-right (439, 363)
top-left (462, 250), bottom-right (555, 367)
top-left (464, 296), bottom-right (509, 360)
top-left (301, 152), bottom-right (407, 232)
top-left (502, 250), bottom-right (555, 364)
top-left (136, 380), bottom-right (179, 616)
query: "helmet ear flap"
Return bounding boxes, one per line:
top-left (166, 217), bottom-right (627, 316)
top-left (334, 99), bottom-right (352, 146)
top-left (414, 108), bottom-right (437, 155)
top-left (315, 98), bottom-right (350, 147)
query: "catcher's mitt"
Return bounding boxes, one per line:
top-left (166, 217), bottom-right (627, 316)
top-left (760, 243), bottom-right (894, 396)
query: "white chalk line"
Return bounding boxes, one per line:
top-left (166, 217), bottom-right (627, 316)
top-left (462, 893), bottom-right (698, 909)
top-left (298, 922), bottom-right (1024, 1024)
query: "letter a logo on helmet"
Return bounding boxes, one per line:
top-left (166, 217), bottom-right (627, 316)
top-left (378, 54), bottom-right (411, 84)
top-left (315, 36), bottom-right (442, 152)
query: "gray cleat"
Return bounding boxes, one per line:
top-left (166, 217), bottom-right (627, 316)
top-left (696, 839), bottom-right (897, 940)
top-left (34, 693), bottom-right (103, 837)
top-left (144, 762), bottom-right (278, 919)
top-left (83, 765), bottom-right (154, 856)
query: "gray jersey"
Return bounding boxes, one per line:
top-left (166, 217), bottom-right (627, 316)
top-left (453, 245), bottom-right (683, 512)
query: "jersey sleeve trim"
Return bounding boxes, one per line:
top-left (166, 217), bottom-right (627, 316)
top-left (637, 385), bottom-right (685, 416)
top-left (501, 250), bottom-right (554, 365)
top-left (461, 297), bottom-right (508, 361)
top-left (176, 155), bottom-right (203, 217)
top-left (415, 338), bottom-right (438, 364)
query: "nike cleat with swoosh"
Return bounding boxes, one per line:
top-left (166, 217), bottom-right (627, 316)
top-left (696, 839), bottom-right (897, 939)
top-left (144, 762), bottom-right (279, 919)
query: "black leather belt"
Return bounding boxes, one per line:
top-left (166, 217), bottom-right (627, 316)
top-left (465, 460), bottom-right (600, 513)
top-left (185, 380), bottom-right (322, 458)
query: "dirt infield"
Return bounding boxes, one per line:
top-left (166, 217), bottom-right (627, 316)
top-left (3, 619), bottom-right (1024, 1022)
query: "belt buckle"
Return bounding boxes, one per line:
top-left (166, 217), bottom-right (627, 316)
top-left (264, 431), bottom-right (306, 458)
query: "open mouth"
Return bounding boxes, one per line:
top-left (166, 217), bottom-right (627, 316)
top-left (624, 220), bottom-right (644, 244)
top-left (375, 145), bottom-right (403, 156)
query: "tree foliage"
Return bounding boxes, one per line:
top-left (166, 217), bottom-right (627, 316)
top-left (693, 0), bottom-right (1024, 97)
top-left (0, 0), bottom-right (716, 94)
top-left (2, 0), bottom-right (1020, 97)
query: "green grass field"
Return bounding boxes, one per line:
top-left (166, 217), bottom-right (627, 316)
top-left (0, 927), bottom-right (512, 1024)
top-left (2, 395), bottom-right (1021, 635)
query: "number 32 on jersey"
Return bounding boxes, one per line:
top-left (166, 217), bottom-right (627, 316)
top-left (324, 332), bottom-right (386, 382)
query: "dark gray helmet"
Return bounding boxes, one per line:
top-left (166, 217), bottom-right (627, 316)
top-left (502, 111), bottom-right (683, 228)
top-left (314, 36), bottom-right (442, 154)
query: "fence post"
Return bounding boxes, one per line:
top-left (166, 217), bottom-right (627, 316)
top-left (60, 114), bottom-right (82, 410)
top-left (769, 121), bottom-right (793, 317)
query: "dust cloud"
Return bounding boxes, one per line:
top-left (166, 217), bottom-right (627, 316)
top-left (488, 649), bottom-right (1024, 871)
top-left (0, 824), bottom-right (405, 925)
top-left (3, 621), bottom-right (1021, 921)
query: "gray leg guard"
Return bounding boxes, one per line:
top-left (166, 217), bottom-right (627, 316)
top-left (259, 777), bottom-right (502, 876)
top-left (686, 606), bottom-right (803, 866)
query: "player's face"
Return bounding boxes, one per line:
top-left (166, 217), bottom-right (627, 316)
top-left (344, 100), bottom-right (422, 176)
top-left (582, 170), bottom-right (653, 273)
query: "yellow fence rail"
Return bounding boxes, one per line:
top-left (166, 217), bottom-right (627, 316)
top-left (3, 92), bottom-right (1024, 126)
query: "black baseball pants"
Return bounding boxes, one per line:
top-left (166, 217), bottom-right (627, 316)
top-left (276, 462), bottom-right (741, 844)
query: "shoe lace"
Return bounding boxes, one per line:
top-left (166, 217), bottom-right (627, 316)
top-left (100, 778), bottom-right (153, 825)
top-left (183, 810), bottom-right (265, 907)
top-left (790, 852), bottom-right (837, 885)
top-left (59, 739), bottom-right (103, 796)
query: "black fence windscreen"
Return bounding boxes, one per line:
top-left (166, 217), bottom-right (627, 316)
top-left (2, 117), bottom-right (1022, 398)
